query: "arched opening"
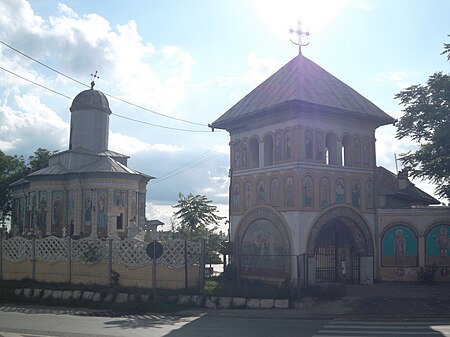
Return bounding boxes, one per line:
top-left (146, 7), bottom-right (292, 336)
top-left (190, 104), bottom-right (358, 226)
top-left (342, 135), bottom-right (351, 167)
top-left (325, 133), bottom-right (338, 165)
top-left (263, 134), bottom-right (274, 167)
top-left (248, 137), bottom-right (259, 168)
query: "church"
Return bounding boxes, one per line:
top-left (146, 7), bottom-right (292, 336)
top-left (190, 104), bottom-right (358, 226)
top-left (9, 85), bottom-right (153, 239)
top-left (211, 53), bottom-right (450, 284)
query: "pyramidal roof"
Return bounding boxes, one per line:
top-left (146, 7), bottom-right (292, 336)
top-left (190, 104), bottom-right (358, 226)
top-left (211, 54), bottom-right (395, 129)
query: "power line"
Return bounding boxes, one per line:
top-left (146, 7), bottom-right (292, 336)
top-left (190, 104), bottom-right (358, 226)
top-left (0, 65), bottom-right (214, 133)
top-left (0, 39), bottom-right (209, 127)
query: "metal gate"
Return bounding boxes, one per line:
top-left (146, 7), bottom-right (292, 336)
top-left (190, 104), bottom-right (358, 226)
top-left (314, 222), bottom-right (360, 284)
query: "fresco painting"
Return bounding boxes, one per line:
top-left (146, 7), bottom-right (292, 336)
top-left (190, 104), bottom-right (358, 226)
top-left (382, 225), bottom-right (417, 266)
top-left (426, 225), bottom-right (450, 266)
top-left (240, 219), bottom-right (288, 278)
top-left (51, 191), bottom-right (64, 236)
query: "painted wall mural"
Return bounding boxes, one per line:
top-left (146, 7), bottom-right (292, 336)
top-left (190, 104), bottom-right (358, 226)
top-left (426, 225), bottom-right (450, 266)
top-left (240, 219), bottom-right (288, 278)
top-left (97, 190), bottom-right (108, 236)
top-left (83, 190), bottom-right (93, 236)
top-left (382, 225), bottom-right (418, 266)
top-left (38, 191), bottom-right (48, 235)
top-left (51, 191), bottom-right (64, 236)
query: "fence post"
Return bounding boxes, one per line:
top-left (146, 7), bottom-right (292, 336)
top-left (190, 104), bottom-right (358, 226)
top-left (184, 238), bottom-right (188, 290)
top-left (32, 237), bottom-right (36, 281)
top-left (199, 239), bottom-right (205, 290)
top-left (108, 238), bottom-right (113, 286)
top-left (0, 233), bottom-right (3, 280)
top-left (67, 237), bottom-right (72, 284)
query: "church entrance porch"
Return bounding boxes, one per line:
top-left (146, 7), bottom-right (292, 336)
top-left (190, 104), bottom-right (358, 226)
top-left (307, 206), bottom-right (374, 285)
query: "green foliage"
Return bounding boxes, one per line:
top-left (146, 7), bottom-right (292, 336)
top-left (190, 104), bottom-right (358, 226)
top-left (395, 38), bottom-right (450, 200)
top-left (417, 264), bottom-right (438, 285)
top-left (111, 269), bottom-right (120, 286)
top-left (171, 192), bottom-right (226, 256)
top-left (0, 148), bottom-right (58, 227)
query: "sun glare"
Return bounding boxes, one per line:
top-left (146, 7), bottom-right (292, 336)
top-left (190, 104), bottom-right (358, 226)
top-left (250, 0), bottom-right (349, 38)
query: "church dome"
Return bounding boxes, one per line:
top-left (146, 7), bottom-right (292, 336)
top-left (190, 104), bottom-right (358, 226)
top-left (70, 89), bottom-right (111, 114)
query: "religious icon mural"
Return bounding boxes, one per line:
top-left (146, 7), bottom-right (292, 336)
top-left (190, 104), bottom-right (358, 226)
top-left (114, 190), bottom-right (127, 230)
top-left (270, 178), bottom-right (280, 207)
top-left (29, 191), bottom-right (37, 233)
top-left (83, 190), bottom-right (93, 235)
top-left (426, 225), bottom-right (450, 266)
top-left (38, 191), bottom-right (48, 235)
top-left (138, 192), bottom-right (146, 227)
top-left (316, 132), bottom-right (324, 161)
top-left (233, 183), bottom-right (240, 209)
top-left (67, 190), bottom-right (75, 236)
top-left (305, 130), bottom-right (313, 159)
top-left (257, 180), bottom-right (265, 204)
top-left (244, 182), bottom-right (252, 210)
top-left (365, 181), bottom-right (374, 209)
top-left (354, 138), bottom-right (361, 164)
top-left (382, 225), bottom-right (418, 266)
top-left (303, 176), bottom-right (314, 206)
top-left (240, 219), bottom-right (288, 278)
top-left (284, 176), bottom-right (294, 207)
top-left (336, 178), bottom-right (345, 204)
top-left (363, 139), bottom-right (370, 165)
top-left (97, 190), bottom-right (108, 236)
top-left (319, 177), bottom-right (330, 207)
top-left (51, 191), bottom-right (64, 236)
top-left (233, 141), bottom-right (241, 167)
top-left (242, 141), bottom-right (248, 166)
top-left (275, 131), bottom-right (282, 161)
top-left (130, 192), bottom-right (137, 224)
top-left (284, 131), bottom-right (291, 160)
top-left (351, 180), bottom-right (361, 208)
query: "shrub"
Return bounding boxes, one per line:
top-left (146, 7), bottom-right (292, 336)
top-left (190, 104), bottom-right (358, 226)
top-left (417, 264), bottom-right (438, 285)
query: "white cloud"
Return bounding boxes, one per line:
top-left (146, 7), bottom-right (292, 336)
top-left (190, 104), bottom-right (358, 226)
top-left (244, 52), bottom-right (282, 85)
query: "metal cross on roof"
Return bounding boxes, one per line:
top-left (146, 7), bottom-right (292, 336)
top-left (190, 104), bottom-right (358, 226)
top-left (289, 21), bottom-right (310, 55)
top-left (90, 71), bottom-right (99, 89)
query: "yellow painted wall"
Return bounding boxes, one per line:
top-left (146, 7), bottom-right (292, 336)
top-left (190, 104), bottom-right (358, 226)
top-left (2, 261), bottom-right (33, 280)
top-left (35, 261), bottom-right (68, 283)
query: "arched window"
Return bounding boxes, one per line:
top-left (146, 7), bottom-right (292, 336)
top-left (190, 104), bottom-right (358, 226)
top-left (270, 178), bottom-right (280, 206)
top-left (242, 141), bottom-right (248, 167)
top-left (302, 176), bottom-right (314, 206)
top-left (284, 176), bottom-right (295, 207)
top-left (249, 137), bottom-right (259, 168)
top-left (263, 134), bottom-right (274, 167)
top-left (342, 135), bottom-right (351, 167)
top-left (326, 133), bottom-right (338, 165)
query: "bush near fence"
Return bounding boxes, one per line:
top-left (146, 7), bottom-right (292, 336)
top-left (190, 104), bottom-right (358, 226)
top-left (0, 236), bottom-right (204, 290)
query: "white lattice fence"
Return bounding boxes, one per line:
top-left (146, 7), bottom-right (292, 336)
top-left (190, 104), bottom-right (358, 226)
top-left (113, 238), bottom-right (150, 267)
top-left (2, 236), bottom-right (32, 262)
top-left (36, 236), bottom-right (68, 263)
top-left (72, 238), bottom-right (108, 264)
top-left (159, 238), bottom-right (201, 268)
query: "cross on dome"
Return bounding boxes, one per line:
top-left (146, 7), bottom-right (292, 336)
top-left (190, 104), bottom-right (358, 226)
top-left (289, 21), bottom-right (310, 55)
top-left (90, 71), bottom-right (99, 90)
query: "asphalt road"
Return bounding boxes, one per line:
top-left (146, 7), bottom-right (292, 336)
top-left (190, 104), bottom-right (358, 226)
top-left (1, 304), bottom-right (450, 337)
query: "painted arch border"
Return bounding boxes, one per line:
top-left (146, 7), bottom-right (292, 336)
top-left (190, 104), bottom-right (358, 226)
top-left (424, 220), bottom-right (450, 266)
top-left (234, 205), bottom-right (293, 257)
top-left (307, 205), bottom-right (374, 257)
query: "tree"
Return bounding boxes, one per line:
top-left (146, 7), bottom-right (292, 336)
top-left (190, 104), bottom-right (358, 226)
top-left (395, 38), bottom-right (450, 200)
top-left (0, 148), bottom-right (58, 228)
top-left (172, 192), bottom-right (226, 257)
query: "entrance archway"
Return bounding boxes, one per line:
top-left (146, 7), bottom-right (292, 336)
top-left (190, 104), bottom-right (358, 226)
top-left (307, 206), bottom-right (374, 284)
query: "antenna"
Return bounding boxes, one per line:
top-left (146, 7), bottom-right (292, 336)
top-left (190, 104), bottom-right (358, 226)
top-left (289, 21), bottom-right (310, 55)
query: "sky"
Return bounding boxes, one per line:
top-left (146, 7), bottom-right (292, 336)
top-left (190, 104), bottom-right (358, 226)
top-left (0, 0), bottom-right (449, 230)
